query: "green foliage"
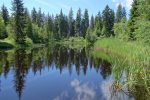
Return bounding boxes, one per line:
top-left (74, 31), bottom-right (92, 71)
top-left (102, 5), bottom-right (115, 37)
top-left (94, 12), bottom-right (102, 37)
top-left (116, 4), bottom-right (126, 23)
top-left (12, 0), bottom-right (26, 44)
top-left (94, 38), bottom-right (150, 97)
top-left (75, 8), bottom-right (82, 36)
top-left (135, 21), bottom-right (150, 44)
top-left (86, 29), bottom-right (97, 43)
top-left (114, 18), bottom-right (129, 40)
top-left (0, 16), bottom-right (7, 39)
top-left (68, 8), bottom-right (75, 37)
top-left (1, 4), bottom-right (9, 25)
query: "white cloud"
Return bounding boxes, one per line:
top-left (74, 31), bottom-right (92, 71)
top-left (71, 79), bottom-right (96, 100)
top-left (112, 0), bottom-right (133, 9)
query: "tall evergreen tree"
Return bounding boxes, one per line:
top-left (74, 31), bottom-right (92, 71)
top-left (45, 14), bottom-right (53, 41)
top-left (1, 4), bottom-right (9, 25)
top-left (0, 16), bottom-right (7, 39)
top-left (128, 0), bottom-right (140, 40)
top-left (102, 5), bottom-right (115, 37)
top-left (116, 4), bottom-right (122, 22)
top-left (94, 11), bottom-right (103, 36)
top-left (31, 8), bottom-right (37, 24)
top-left (24, 8), bottom-right (33, 39)
top-left (37, 8), bottom-right (42, 27)
top-left (75, 8), bottom-right (82, 36)
top-left (12, 0), bottom-right (26, 44)
top-left (68, 8), bottom-right (75, 37)
top-left (121, 7), bottom-right (126, 20)
top-left (53, 14), bottom-right (59, 39)
top-left (90, 15), bottom-right (94, 31)
top-left (83, 9), bottom-right (89, 31)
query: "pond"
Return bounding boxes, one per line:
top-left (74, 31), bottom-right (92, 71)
top-left (0, 45), bottom-right (136, 100)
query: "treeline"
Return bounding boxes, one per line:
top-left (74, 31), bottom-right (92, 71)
top-left (0, 0), bottom-right (149, 45)
top-left (0, 0), bottom-right (123, 44)
top-left (114, 0), bottom-right (150, 43)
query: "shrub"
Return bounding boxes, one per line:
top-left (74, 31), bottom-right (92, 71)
top-left (86, 29), bottom-right (97, 44)
top-left (113, 19), bottom-right (129, 40)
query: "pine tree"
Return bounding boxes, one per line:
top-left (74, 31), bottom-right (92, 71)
top-left (1, 4), bottom-right (9, 25)
top-left (128, 0), bottom-right (140, 40)
top-left (116, 4), bottom-right (122, 22)
top-left (94, 11), bottom-right (102, 36)
top-left (12, 0), bottom-right (26, 44)
top-left (68, 8), bottom-right (75, 37)
top-left (24, 8), bottom-right (33, 39)
top-left (83, 9), bottom-right (89, 31)
top-left (37, 8), bottom-right (42, 27)
top-left (75, 8), bottom-right (81, 36)
top-left (45, 14), bottom-right (53, 41)
top-left (90, 15), bottom-right (94, 31)
top-left (31, 8), bottom-right (37, 24)
top-left (102, 5), bottom-right (115, 37)
top-left (121, 7), bottom-right (126, 20)
top-left (0, 16), bottom-right (7, 39)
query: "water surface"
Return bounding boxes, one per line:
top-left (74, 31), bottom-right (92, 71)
top-left (0, 45), bottom-right (134, 100)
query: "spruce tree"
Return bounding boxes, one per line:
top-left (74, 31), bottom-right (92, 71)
top-left (128, 0), bottom-right (140, 40)
top-left (116, 4), bottom-right (122, 22)
top-left (31, 8), bottom-right (37, 24)
top-left (0, 16), bottom-right (7, 39)
top-left (12, 0), bottom-right (26, 44)
top-left (1, 4), bottom-right (9, 25)
top-left (90, 15), bottom-right (94, 31)
top-left (102, 5), bottom-right (115, 37)
top-left (75, 8), bottom-right (81, 36)
top-left (68, 8), bottom-right (75, 37)
top-left (83, 9), bottom-right (89, 31)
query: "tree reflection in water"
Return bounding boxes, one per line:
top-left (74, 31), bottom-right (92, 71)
top-left (0, 45), bottom-right (139, 100)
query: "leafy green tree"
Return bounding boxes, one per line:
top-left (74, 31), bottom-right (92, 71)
top-left (114, 18), bottom-right (129, 40)
top-left (75, 8), bottom-right (81, 36)
top-left (1, 4), bottom-right (9, 25)
top-left (102, 5), bottom-right (115, 37)
top-left (12, 0), bottom-right (26, 44)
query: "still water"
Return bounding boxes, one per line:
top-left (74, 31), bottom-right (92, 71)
top-left (0, 45), bottom-right (134, 100)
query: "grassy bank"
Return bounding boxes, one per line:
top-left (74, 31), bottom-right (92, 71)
top-left (93, 38), bottom-right (150, 99)
top-left (55, 37), bottom-right (86, 49)
top-left (0, 37), bottom-right (46, 50)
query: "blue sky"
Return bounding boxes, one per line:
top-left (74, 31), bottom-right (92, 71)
top-left (0, 0), bottom-right (133, 16)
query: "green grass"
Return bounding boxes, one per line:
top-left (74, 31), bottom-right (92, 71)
top-left (93, 38), bottom-right (150, 99)
top-left (56, 37), bottom-right (86, 49)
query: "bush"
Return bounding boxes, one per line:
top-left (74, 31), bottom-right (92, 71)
top-left (86, 29), bottom-right (97, 44)
top-left (113, 19), bottom-right (129, 40)
top-left (135, 21), bottom-right (150, 44)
